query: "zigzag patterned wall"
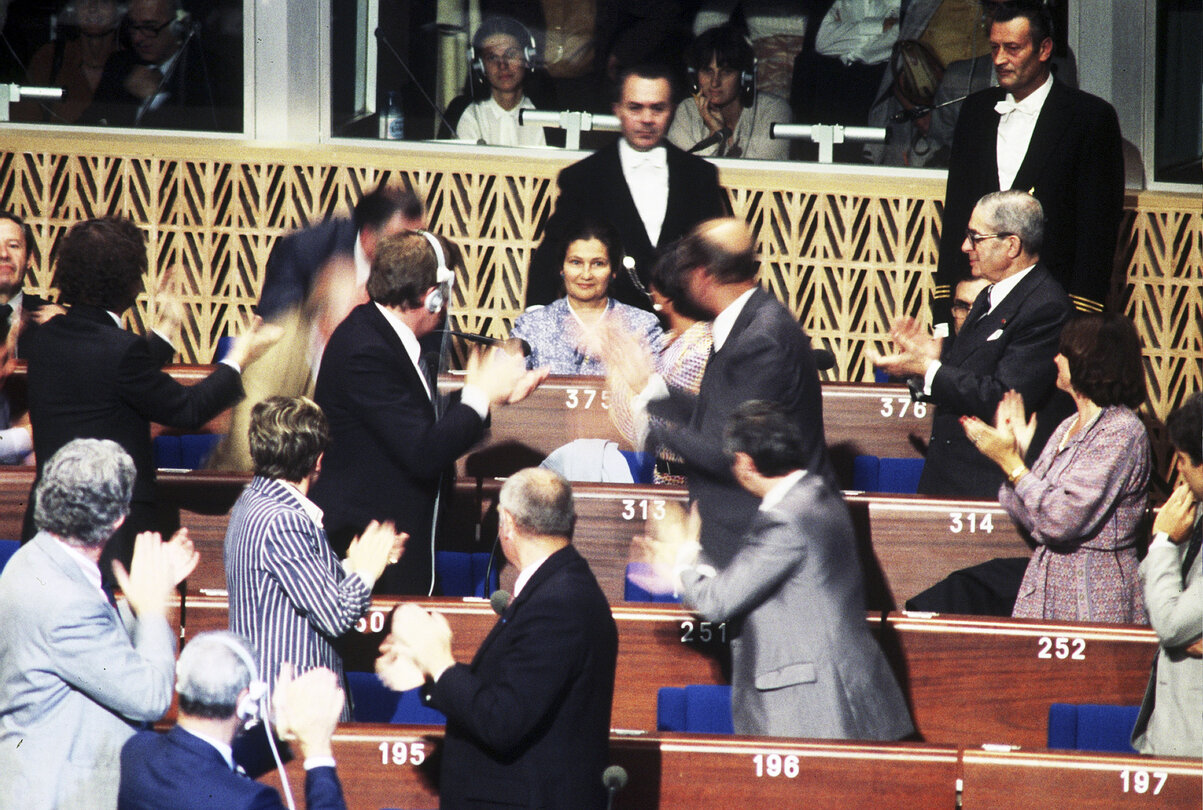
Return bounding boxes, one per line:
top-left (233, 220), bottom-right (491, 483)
top-left (2, 133), bottom-right (1199, 436)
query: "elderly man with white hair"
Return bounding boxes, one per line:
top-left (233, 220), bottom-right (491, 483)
top-left (119, 631), bottom-right (348, 810)
top-left (0, 438), bottom-right (196, 810)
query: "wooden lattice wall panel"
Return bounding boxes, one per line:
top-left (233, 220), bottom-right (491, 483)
top-left (1, 132), bottom-right (1199, 429)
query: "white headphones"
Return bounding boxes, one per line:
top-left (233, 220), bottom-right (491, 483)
top-left (208, 634), bottom-right (268, 728)
top-left (420, 230), bottom-right (454, 313)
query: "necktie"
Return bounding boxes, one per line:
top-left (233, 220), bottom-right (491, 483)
top-left (963, 284), bottom-right (993, 327)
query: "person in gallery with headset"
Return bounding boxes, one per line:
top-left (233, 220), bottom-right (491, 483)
top-left (667, 24), bottom-right (792, 161)
top-left (446, 15), bottom-right (549, 147)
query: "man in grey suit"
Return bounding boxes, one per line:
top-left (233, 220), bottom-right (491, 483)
top-left (1131, 392), bottom-right (1202, 758)
top-left (0, 438), bottom-right (197, 810)
top-left (610, 217), bottom-right (834, 569)
top-left (659, 401), bottom-right (913, 740)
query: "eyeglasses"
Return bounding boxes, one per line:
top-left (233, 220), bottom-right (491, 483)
top-left (483, 50), bottom-right (524, 68)
top-left (964, 230), bottom-right (1013, 247)
top-left (127, 18), bottom-right (171, 36)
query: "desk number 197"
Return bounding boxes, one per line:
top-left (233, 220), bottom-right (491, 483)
top-left (1119, 770), bottom-right (1166, 795)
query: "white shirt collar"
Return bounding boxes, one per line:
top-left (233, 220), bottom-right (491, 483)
top-left (760, 470), bottom-right (805, 511)
top-left (483, 94), bottom-right (532, 120)
top-left (277, 479), bottom-right (324, 528)
top-left (180, 727), bottom-right (236, 771)
top-left (373, 302), bottom-right (430, 398)
top-left (712, 287), bottom-right (756, 352)
top-left (58, 539), bottom-right (105, 598)
top-left (512, 551), bottom-right (554, 599)
top-left (354, 230), bottom-right (371, 288)
top-left (998, 72), bottom-right (1053, 116)
top-left (987, 263), bottom-right (1036, 313)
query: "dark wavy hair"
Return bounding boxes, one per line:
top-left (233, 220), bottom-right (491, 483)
top-left (1166, 392), bottom-right (1202, 467)
top-left (249, 396), bottom-right (330, 482)
top-left (53, 217), bottom-right (146, 312)
top-left (367, 230), bottom-right (462, 309)
top-left (723, 399), bottom-right (805, 477)
top-left (1059, 312), bottom-right (1146, 409)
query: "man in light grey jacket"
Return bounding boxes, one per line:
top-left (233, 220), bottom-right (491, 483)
top-left (1131, 392), bottom-right (1202, 758)
top-left (0, 439), bottom-right (195, 810)
top-left (663, 400), bottom-right (913, 739)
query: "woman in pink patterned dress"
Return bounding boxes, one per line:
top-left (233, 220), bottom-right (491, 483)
top-left (962, 313), bottom-right (1150, 623)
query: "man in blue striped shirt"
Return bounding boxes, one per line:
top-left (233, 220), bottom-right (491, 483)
top-left (225, 395), bottom-right (403, 720)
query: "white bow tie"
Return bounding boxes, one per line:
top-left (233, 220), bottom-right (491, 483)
top-left (631, 149), bottom-right (667, 170)
top-left (994, 98), bottom-right (1033, 118)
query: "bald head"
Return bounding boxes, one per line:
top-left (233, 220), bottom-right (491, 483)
top-left (680, 217), bottom-right (757, 284)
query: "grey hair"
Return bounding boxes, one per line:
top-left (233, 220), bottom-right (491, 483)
top-left (34, 438), bottom-right (135, 548)
top-left (176, 631), bottom-right (257, 719)
top-left (499, 468), bottom-right (575, 538)
top-left (978, 189), bottom-right (1044, 256)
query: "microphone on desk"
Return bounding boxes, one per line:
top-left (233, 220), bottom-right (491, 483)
top-left (489, 589), bottom-right (511, 617)
top-left (433, 330), bottom-right (532, 356)
top-left (603, 765), bottom-right (628, 810)
top-left (688, 127), bottom-right (732, 154)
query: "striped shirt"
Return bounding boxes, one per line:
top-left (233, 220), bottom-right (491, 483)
top-left (224, 476), bottom-right (371, 720)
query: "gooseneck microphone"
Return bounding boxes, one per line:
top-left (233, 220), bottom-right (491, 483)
top-left (603, 765), bottom-right (629, 810)
top-left (688, 127), bottom-right (732, 154)
top-left (890, 93), bottom-right (971, 124)
top-left (374, 27), bottom-right (464, 140)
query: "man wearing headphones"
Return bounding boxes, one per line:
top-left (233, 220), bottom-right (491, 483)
top-left (119, 631), bottom-right (348, 810)
top-left (453, 16), bottom-right (547, 147)
top-left (311, 231), bottom-right (547, 594)
top-left (668, 25), bottom-right (791, 161)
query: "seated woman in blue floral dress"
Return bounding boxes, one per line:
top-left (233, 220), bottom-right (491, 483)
top-left (512, 218), bottom-right (663, 375)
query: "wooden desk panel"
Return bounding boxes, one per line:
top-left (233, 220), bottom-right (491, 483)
top-left (882, 614), bottom-right (1156, 749)
top-left (847, 493), bottom-right (1032, 608)
top-left (821, 382), bottom-right (931, 487)
top-left (255, 724), bottom-right (960, 810)
top-left (960, 749), bottom-right (1202, 809)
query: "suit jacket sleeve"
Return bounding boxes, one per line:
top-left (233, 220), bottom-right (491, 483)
top-left (301, 766), bottom-right (347, 810)
top-left (49, 594), bottom-right (176, 722)
top-left (343, 338), bottom-right (484, 479)
top-left (1064, 99), bottom-right (1123, 312)
top-left (1141, 537), bottom-right (1203, 649)
top-left (258, 233), bottom-right (313, 320)
top-left (260, 511), bottom-right (370, 637)
top-left (682, 508), bottom-right (805, 623)
top-left (929, 295), bottom-right (1065, 420)
top-left (428, 594), bottom-right (591, 755)
top-left (117, 338), bottom-right (244, 430)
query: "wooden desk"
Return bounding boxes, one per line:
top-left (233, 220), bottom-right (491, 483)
top-left (255, 724), bottom-right (961, 810)
top-left (960, 748), bottom-right (1202, 809)
top-left (179, 596), bottom-right (1156, 749)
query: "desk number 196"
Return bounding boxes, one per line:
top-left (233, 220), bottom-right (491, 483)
top-left (753, 753), bottom-right (800, 778)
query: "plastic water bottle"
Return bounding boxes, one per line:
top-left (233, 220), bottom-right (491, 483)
top-left (380, 91), bottom-right (404, 140)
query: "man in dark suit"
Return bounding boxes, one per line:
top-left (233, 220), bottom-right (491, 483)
top-left (257, 186), bottom-right (425, 321)
top-left (311, 231), bottom-right (545, 594)
top-left (609, 218), bottom-right (833, 568)
top-left (22, 216), bottom-right (278, 577)
top-left (526, 64), bottom-right (726, 311)
top-left (874, 190), bottom-right (1071, 499)
top-left (932, 2), bottom-right (1122, 333)
top-left (85, 0), bottom-right (233, 131)
top-left (119, 631), bottom-right (347, 810)
top-left (662, 401), bottom-right (913, 740)
top-left (379, 468), bottom-right (618, 809)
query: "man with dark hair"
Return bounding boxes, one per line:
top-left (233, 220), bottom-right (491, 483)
top-left (0, 209), bottom-right (55, 355)
top-left (526, 64), bottom-right (726, 310)
top-left (119, 631), bottom-right (349, 809)
top-left (22, 216), bottom-right (278, 576)
top-left (655, 401), bottom-right (913, 739)
top-left (312, 232), bottom-right (546, 593)
top-left (257, 184), bottom-right (426, 321)
top-left (668, 24), bottom-right (791, 160)
top-left (1131, 391), bottom-right (1203, 758)
top-left (225, 396), bottom-right (402, 718)
top-left (379, 468), bottom-right (618, 808)
top-left (932, 1), bottom-right (1122, 331)
top-left (609, 217), bottom-right (832, 568)
top-left (874, 190), bottom-right (1071, 498)
top-left (0, 439), bottom-right (193, 810)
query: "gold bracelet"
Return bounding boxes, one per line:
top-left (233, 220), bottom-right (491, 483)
top-left (1007, 464), bottom-right (1028, 485)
